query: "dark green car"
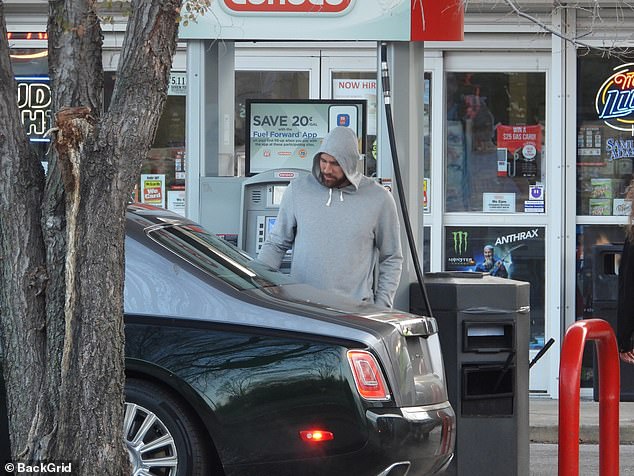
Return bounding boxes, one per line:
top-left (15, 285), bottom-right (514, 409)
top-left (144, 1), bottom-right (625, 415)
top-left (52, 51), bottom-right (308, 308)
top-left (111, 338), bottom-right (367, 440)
top-left (1, 204), bottom-right (455, 476)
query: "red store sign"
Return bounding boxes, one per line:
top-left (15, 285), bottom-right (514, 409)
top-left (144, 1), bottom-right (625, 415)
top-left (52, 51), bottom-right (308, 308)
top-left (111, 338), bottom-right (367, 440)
top-left (182, 0), bottom-right (463, 42)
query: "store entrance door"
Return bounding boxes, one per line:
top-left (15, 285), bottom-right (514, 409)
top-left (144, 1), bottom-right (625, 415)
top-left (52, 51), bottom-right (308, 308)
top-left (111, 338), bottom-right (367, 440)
top-left (442, 51), bottom-right (559, 395)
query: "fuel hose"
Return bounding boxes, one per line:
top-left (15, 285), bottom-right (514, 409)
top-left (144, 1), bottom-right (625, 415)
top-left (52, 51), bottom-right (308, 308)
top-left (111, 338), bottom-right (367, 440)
top-left (380, 42), bottom-right (433, 318)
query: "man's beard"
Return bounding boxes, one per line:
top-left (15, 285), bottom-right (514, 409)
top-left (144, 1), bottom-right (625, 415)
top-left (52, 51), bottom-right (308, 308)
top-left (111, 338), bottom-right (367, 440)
top-left (320, 173), bottom-right (349, 189)
top-left (484, 257), bottom-right (494, 268)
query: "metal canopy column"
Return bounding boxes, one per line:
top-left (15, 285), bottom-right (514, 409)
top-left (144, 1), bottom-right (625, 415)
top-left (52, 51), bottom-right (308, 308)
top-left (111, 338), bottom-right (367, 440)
top-left (186, 40), bottom-right (235, 221)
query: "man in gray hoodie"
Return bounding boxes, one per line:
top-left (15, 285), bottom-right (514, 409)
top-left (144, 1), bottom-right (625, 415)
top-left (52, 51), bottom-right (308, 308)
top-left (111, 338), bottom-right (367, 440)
top-left (256, 126), bottom-right (403, 309)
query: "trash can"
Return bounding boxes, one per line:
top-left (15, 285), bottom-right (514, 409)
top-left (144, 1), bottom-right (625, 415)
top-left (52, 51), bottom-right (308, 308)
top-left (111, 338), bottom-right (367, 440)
top-left (411, 272), bottom-right (529, 476)
top-left (591, 243), bottom-right (634, 401)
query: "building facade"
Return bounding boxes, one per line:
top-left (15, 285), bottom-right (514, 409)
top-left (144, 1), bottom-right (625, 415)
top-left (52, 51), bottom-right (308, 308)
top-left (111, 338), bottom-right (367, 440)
top-left (5, 1), bottom-right (634, 397)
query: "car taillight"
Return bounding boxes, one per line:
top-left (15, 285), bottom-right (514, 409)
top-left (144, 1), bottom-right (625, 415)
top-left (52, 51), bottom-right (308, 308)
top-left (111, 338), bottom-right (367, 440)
top-left (346, 350), bottom-right (391, 401)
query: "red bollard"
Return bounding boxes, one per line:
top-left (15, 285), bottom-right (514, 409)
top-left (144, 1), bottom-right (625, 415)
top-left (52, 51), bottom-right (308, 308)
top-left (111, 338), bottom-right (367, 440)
top-left (559, 319), bottom-right (620, 476)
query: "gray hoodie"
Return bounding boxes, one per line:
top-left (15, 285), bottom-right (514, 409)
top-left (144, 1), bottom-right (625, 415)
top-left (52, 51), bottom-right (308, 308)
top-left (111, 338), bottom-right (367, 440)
top-left (257, 126), bottom-right (403, 309)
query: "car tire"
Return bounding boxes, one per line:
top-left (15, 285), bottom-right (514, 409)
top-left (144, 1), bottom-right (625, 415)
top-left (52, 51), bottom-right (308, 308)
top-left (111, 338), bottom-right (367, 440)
top-left (124, 378), bottom-right (213, 476)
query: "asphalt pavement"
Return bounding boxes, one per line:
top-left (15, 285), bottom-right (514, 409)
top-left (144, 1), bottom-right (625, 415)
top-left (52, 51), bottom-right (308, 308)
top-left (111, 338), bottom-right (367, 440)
top-left (529, 397), bottom-right (634, 444)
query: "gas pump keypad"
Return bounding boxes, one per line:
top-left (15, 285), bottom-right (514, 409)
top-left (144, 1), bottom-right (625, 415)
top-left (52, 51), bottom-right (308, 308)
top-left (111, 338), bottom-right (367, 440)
top-left (256, 216), bottom-right (266, 253)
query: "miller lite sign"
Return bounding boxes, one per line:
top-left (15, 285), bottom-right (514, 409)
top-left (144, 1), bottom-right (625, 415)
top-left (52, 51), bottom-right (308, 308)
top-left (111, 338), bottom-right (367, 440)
top-left (596, 63), bottom-right (634, 134)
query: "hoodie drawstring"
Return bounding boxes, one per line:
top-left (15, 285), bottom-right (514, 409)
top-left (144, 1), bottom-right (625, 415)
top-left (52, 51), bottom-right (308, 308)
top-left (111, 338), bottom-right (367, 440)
top-left (326, 189), bottom-right (345, 207)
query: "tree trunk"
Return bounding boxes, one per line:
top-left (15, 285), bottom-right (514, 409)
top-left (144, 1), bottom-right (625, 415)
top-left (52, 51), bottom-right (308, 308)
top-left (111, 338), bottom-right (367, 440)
top-left (0, 1), bottom-right (48, 460)
top-left (0, 0), bottom-right (182, 473)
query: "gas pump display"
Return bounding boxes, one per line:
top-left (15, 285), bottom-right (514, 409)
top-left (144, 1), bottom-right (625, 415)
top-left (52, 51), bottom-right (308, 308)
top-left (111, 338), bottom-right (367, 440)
top-left (246, 99), bottom-right (366, 175)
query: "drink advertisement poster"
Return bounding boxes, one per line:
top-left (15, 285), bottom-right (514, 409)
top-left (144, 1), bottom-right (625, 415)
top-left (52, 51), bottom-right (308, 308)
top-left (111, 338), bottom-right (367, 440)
top-left (446, 225), bottom-right (546, 347)
top-left (446, 225), bottom-right (544, 279)
top-left (246, 99), bottom-right (366, 175)
top-left (141, 174), bottom-right (165, 208)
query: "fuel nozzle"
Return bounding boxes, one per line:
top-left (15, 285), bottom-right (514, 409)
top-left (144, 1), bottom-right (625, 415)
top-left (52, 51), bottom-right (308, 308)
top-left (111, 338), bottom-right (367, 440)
top-left (380, 42), bottom-right (391, 104)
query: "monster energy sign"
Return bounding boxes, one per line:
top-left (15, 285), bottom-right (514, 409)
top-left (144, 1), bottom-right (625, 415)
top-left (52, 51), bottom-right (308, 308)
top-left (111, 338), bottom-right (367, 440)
top-left (452, 231), bottom-right (468, 254)
top-left (447, 230), bottom-right (474, 267)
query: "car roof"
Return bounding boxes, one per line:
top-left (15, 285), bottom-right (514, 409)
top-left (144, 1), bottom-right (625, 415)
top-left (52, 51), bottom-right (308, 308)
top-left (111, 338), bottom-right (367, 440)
top-left (126, 203), bottom-right (193, 226)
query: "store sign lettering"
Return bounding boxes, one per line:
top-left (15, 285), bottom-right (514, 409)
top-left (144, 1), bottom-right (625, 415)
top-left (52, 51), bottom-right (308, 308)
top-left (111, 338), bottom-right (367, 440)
top-left (606, 137), bottom-right (634, 160)
top-left (16, 76), bottom-right (51, 142)
top-left (501, 130), bottom-right (538, 141)
top-left (335, 80), bottom-right (376, 90)
top-left (494, 228), bottom-right (539, 247)
top-left (596, 63), bottom-right (634, 134)
top-left (221, 0), bottom-right (353, 14)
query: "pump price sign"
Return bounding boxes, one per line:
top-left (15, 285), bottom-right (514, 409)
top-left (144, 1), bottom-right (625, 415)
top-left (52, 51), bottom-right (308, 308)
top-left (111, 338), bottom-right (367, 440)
top-left (246, 99), bottom-right (366, 175)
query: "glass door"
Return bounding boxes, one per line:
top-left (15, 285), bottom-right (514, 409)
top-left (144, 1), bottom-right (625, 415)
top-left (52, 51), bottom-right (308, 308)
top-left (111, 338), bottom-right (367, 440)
top-left (442, 52), bottom-right (559, 395)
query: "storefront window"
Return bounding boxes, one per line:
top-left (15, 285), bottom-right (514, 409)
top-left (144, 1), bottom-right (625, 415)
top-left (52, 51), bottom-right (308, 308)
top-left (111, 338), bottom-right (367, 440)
top-left (445, 72), bottom-right (546, 213)
top-left (10, 47), bottom-right (47, 75)
top-left (444, 225), bottom-right (546, 349)
top-left (576, 225), bottom-right (623, 320)
top-left (423, 73), bottom-right (431, 212)
top-left (577, 54), bottom-right (634, 216)
top-left (575, 224), bottom-right (623, 386)
top-left (104, 72), bottom-right (186, 215)
top-left (235, 71), bottom-right (309, 174)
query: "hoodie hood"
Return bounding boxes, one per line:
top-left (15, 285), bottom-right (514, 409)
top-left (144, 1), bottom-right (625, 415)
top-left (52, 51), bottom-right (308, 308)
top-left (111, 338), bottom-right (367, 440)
top-left (312, 126), bottom-right (363, 190)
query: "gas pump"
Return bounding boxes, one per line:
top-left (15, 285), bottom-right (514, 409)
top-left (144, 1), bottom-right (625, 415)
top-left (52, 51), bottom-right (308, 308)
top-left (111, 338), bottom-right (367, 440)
top-left (238, 168), bottom-right (309, 270)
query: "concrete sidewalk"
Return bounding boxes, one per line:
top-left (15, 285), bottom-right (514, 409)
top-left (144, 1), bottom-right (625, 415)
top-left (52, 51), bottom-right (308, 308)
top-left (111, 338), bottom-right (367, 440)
top-left (530, 398), bottom-right (634, 444)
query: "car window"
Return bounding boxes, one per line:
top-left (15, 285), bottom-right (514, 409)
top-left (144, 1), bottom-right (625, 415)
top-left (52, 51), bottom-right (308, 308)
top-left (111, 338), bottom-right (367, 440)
top-left (146, 224), bottom-right (293, 290)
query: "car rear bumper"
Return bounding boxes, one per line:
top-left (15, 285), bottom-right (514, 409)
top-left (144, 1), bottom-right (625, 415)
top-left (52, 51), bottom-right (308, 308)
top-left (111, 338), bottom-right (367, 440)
top-left (367, 402), bottom-right (455, 476)
top-left (223, 401), bottom-right (455, 476)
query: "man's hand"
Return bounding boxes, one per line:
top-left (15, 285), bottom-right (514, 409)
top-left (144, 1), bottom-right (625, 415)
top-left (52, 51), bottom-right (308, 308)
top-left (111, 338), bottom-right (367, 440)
top-left (620, 351), bottom-right (634, 365)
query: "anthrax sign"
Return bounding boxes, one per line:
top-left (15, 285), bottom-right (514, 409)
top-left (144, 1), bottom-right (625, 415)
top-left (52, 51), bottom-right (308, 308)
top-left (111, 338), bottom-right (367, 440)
top-left (445, 225), bottom-right (544, 280)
